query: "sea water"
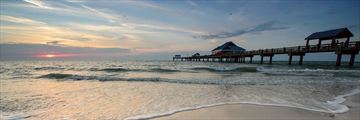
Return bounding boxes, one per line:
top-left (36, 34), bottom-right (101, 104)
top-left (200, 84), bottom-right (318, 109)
top-left (0, 60), bottom-right (359, 119)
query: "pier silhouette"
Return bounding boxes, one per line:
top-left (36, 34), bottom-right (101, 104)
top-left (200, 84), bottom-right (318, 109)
top-left (173, 28), bottom-right (360, 66)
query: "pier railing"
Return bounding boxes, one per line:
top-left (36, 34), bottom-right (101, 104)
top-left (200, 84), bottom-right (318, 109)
top-left (218, 41), bottom-right (360, 57)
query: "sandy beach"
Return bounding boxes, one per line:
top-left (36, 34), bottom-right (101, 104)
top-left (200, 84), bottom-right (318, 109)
top-left (155, 93), bottom-right (360, 120)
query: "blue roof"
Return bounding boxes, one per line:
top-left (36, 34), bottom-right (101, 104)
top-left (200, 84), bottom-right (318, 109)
top-left (305, 28), bottom-right (353, 40)
top-left (212, 41), bottom-right (245, 51)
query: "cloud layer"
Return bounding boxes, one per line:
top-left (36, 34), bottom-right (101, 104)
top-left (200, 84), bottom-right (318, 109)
top-left (0, 43), bottom-right (130, 60)
top-left (196, 21), bottom-right (289, 39)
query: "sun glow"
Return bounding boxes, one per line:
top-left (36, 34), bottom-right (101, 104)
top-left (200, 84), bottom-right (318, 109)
top-left (35, 53), bottom-right (78, 58)
top-left (45, 54), bottom-right (55, 58)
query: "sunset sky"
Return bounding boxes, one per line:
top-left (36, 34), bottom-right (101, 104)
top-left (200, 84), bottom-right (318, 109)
top-left (0, 0), bottom-right (359, 60)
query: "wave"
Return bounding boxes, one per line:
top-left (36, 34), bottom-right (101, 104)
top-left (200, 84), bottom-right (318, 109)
top-left (125, 88), bottom-right (360, 120)
top-left (261, 68), bottom-right (360, 78)
top-left (37, 73), bottom-right (360, 86)
top-left (38, 73), bottom-right (97, 80)
top-left (190, 67), bottom-right (258, 73)
top-left (38, 73), bottom-right (218, 84)
top-left (93, 68), bottom-right (131, 72)
top-left (34, 67), bottom-right (64, 70)
top-left (261, 68), bottom-right (360, 73)
top-left (149, 68), bottom-right (180, 72)
top-left (90, 68), bottom-right (180, 73)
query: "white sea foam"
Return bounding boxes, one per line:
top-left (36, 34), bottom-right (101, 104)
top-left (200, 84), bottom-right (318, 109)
top-left (125, 88), bottom-right (360, 120)
top-left (325, 88), bottom-right (360, 113)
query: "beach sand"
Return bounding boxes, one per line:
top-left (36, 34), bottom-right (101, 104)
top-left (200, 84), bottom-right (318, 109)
top-left (155, 93), bottom-right (360, 120)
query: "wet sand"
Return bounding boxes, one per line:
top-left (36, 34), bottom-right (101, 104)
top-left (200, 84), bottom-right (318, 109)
top-left (155, 93), bottom-right (360, 120)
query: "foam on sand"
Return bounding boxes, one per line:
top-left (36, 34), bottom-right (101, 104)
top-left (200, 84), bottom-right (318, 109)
top-left (125, 88), bottom-right (360, 120)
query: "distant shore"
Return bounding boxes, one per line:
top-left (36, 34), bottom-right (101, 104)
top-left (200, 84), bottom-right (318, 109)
top-left (154, 93), bottom-right (360, 120)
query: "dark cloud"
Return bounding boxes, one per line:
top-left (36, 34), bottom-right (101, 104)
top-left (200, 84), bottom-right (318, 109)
top-left (46, 41), bottom-right (63, 45)
top-left (196, 21), bottom-right (289, 39)
top-left (0, 43), bottom-right (130, 60)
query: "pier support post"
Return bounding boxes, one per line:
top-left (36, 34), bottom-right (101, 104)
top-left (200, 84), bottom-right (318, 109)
top-left (288, 54), bottom-right (292, 65)
top-left (306, 40), bottom-right (309, 50)
top-left (219, 57), bottom-right (223, 62)
top-left (317, 40), bottom-right (322, 51)
top-left (243, 57), bottom-right (246, 63)
top-left (336, 54), bottom-right (342, 66)
top-left (299, 55), bottom-right (304, 65)
top-left (349, 54), bottom-right (355, 66)
top-left (269, 55), bottom-right (273, 64)
top-left (250, 57), bottom-right (253, 63)
top-left (260, 56), bottom-right (264, 64)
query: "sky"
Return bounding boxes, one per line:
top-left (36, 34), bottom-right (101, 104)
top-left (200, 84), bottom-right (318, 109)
top-left (0, 0), bottom-right (359, 60)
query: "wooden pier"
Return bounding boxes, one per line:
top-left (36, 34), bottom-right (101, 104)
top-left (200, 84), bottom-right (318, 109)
top-left (173, 28), bottom-right (360, 66)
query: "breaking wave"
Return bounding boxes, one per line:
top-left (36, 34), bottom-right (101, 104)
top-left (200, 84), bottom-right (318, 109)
top-left (189, 67), bottom-right (258, 72)
top-left (93, 68), bottom-right (131, 72)
top-left (34, 67), bottom-right (64, 70)
top-left (90, 68), bottom-right (180, 73)
top-left (149, 68), bottom-right (181, 73)
top-left (37, 73), bottom-right (360, 86)
top-left (38, 73), bottom-right (98, 80)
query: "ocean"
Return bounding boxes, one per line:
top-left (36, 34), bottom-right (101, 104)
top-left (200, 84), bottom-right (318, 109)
top-left (0, 60), bottom-right (359, 120)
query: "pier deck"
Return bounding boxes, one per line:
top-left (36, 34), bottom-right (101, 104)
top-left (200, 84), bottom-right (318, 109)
top-left (173, 41), bottom-right (360, 66)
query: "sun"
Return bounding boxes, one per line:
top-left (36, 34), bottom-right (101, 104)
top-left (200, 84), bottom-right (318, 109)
top-left (45, 54), bottom-right (55, 58)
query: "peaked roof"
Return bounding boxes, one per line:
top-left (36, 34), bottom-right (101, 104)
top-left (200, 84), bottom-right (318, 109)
top-left (192, 53), bottom-right (200, 56)
top-left (305, 28), bottom-right (353, 40)
top-left (212, 41), bottom-right (245, 51)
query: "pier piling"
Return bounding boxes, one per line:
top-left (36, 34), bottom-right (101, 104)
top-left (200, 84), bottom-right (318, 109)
top-left (299, 55), bottom-right (304, 65)
top-left (288, 54), bottom-right (293, 65)
top-left (336, 54), bottom-right (342, 66)
top-left (349, 54), bottom-right (356, 66)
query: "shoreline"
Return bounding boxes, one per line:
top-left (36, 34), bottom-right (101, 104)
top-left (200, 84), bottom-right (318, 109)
top-left (126, 89), bottom-right (360, 120)
top-left (154, 92), bottom-right (360, 120)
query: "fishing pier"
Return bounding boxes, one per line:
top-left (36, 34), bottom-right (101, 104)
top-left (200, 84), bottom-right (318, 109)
top-left (173, 28), bottom-right (360, 66)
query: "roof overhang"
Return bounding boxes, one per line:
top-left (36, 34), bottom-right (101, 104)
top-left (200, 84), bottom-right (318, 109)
top-left (304, 28), bottom-right (353, 40)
